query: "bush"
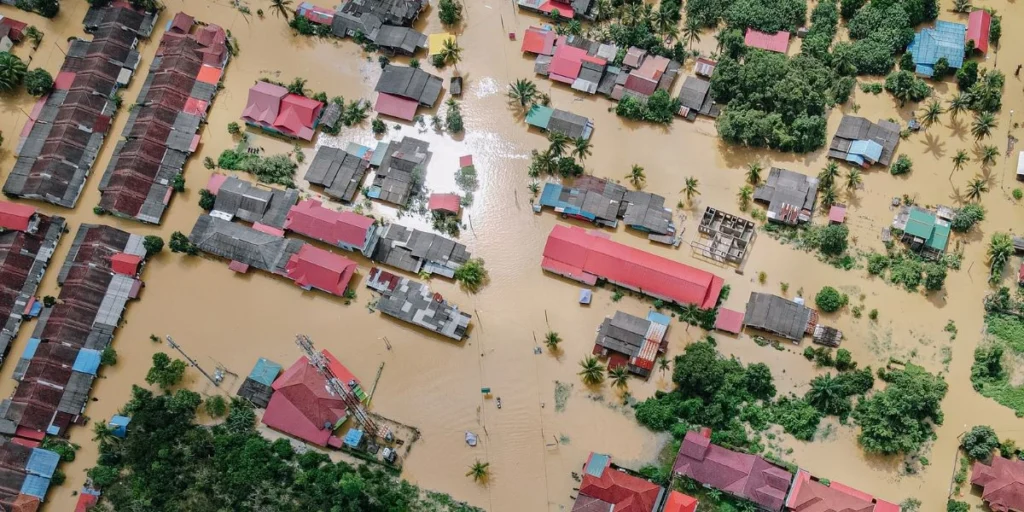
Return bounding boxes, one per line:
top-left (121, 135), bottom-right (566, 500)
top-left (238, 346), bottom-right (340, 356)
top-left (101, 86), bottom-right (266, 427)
top-left (1014, 189), bottom-right (1023, 200)
top-left (43, 296), bottom-right (56, 307)
top-left (803, 346), bottom-right (815, 360)
top-left (819, 225), bottom-right (848, 256)
top-left (371, 118), bottom-right (386, 135)
top-left (946, 500), bottom-right (969, 512)
top-left (616, 90), bottom-right (679, 124)
top-left (0, 52), bottom-right (28, 92)
top-left (884, 70), bottom-right (931, 105)
top-left (924, 263), bottom-right (947, 291)
top-left (227, 122), bottom-right (241, 135)
top-left (770, 396), bottom-right (822, 441)
top-left (24, 68), bottom-right (53, 96)
top-left (438, 0), bottom-right (463, 25)
top-left (171, 174), bottom-right (185, 193)
top-left (956, 61), bottom-right (978, 91)
top-left (962, 425), bottom-right (1000, 461)
top-left (815, 286), bottom-right (845, 312)
top-left (454, 258), bottom-right (488, 292)
top-left (101, 346), bottom-right (117, 366)
top-left (867, 253), bottom-right (889, 275)
top-left (890, 154), bottom-right (912, 175)
top-left (145, 353), bottom-right (187, 391)
top-left (199, 189), bottom-right (216, 211)
top-left (205, 395), bottom-right (228, 418)
top-left (835, 348), bottom-right (855, 371)
top-left (143, 235), bottom-right (164, 257)
top-left (931, 57), bottom-right (950, 78)
top-left (169, 231), bottom-right (198, 256)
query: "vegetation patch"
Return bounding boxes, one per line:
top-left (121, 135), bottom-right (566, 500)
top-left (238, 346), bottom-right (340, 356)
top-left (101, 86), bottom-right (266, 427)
top-left (972, 290), bottom-right (1024, 416)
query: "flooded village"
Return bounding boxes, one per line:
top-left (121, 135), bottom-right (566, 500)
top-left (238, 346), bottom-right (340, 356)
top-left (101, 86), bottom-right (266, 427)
top-left (0, 0), bottom-right (1023, 510)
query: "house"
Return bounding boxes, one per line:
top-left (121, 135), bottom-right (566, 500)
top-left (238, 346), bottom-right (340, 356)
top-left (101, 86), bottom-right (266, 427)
top-left (374, 25), bottom-right (427, 55)
top-left (753, 168), bottom-right (819, 225)
top-left (743, 292), bottom-right (818, 342)
top-left (971, 455), bottom-right (1024, 512)
top-left (374, 65), bottom-right (443, 119)
top-left (673, 430), bottom-right (794, 512)
top-left (517, 0), bottom-right (595, 20)
top-left (241, 81), bottom-right (324, 140)
top-left (429, 193), bottom-right (462, 215)
top-left (892, 205), bottom-right (952, 258)
top-left (261, 354), bottom-right (349, 447)
top-left (285, 199), bottom-right (380, 257)
top-left (367, 137), bottom-right (431, 206)
top-left (714, 308), bottom-right (745, 335)
top-left (538, 180), bottom-right (624, 227)
top-left (0, 202), bottom-right (37, 232)
top-left (677, 76), bottom-right (719, 121)
top-left (236, 357), bottom-right (282, 408)
top-left (284, 245), bottom-right (357, 296)
top-left (336, 0), bottom-right (426, 27)
top-left (573, 452), bottom-right (668, 512)
top-left (592, 311), bottom-right (670, 378)
top-left (208, 176), bottom-right (299, 229)
top-left (542, 225), bottom-right (725, 309)
top-left (744, 29), bottom-right (790, 53)
top-left (0, 441), bottom-right (60, 506)
top-left (304, 146), bottom-right (371, 203)
top-left (621, 190), bottom-right (676, 244)
top-left (525, 105), bottom-right (594, 140)
top-left (693, 57), bottom-right (717, 78)
top-left (828, 116), bottom-right (901, 168)
top-left (967, 9), bottom-right (991, 54)
top-left (189, 215), bottom-right (302, 274)
top-left (786, 469), bottom-right (900, 512)
top-left (367, 268), bottom-right (472, 340)
top-left (829, 205), bottom-right (846, 225)
top-left (521, 26), bottom-right (556, 55)
top-left (695, 207), bottom-right (755, 264)
top-left (371, 224), bottom-right (470, 278)
top-left (906, 21), bottom-right (966, 77)
top-left (166, 12), bottom-right (193, 33)
top-left (625, 54), bottom-right (674, 96)
top-left (297, 2), bottom-right (335, 25)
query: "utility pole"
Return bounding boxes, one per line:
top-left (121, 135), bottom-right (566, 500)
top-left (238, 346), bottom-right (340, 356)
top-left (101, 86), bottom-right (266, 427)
top-left (165, 336), bottom-right (220, 386)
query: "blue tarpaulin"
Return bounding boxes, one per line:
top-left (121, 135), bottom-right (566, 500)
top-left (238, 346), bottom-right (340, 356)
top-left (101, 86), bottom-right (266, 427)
top-left (109, 415), bottom-right (131, 438)
top-left (647, 311), bottom-right (672, 326)
top-left (248, 358), bottom-right (283, 387)
top-left (26, 448), bottom-right (59, 477)
top-left (585, 453), bottom-right (610, 477)
top-left (27, 301), bottom-right (42, 318)
top-left (579, 289), bottom-right (592, 304)
top-left (20, 474), bottom-right (50, 499)
top-left (72, 349), bottom-right (102, 375)
top-left (21, 338), bottom-right (40, 360)
top-left (343, 429), bottom-right (363, 448)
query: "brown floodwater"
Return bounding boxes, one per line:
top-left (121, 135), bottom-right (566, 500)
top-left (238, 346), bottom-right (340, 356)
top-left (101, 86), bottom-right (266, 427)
top-left (2, 0), bottom-right (1024, 510)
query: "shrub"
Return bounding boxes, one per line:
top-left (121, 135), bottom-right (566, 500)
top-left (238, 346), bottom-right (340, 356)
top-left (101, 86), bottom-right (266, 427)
top-left (24, 68), bottom-right (53, 96)
top-left (890, 154), bottom-right (912, 175)
top-left (143, 235), bottom-right (164, 257)
top-left (947, 500), bottom-right (969, 512)
top-left (169, 231), bottom-right (198, 256)
top-left (205, 396), bottom-right (228, 418)
top-left (171, 174), bottom-right (185, 193)
top-left (962, 425), bottom-right (1000, 461)
top-left (835, 348), bottom-right (855, 371)
top-left (956, 61), bottom-right (978, 91)
top-left (145, 353), bottom-right (187, 391)
top-left (951, 203), bottom-right (985, 232)
top-left (100, 346), bottom-right (117, 366)
top-left (371, 118), bottom-right (386, 135)
top-left (0, 52), bottom-right (28, 92)
top-left (815, 286), bottom-right (845, 312)
top-left (199, 189), bottom-right (216, 211)
top-left (819, 225), bottom-right (849, 256)
top-left (227, 122), bottom-right (241, 135)
top-left (868, 309), bottom-right (878, 320)
top-left (43, 296), bottom-right (56, 307)
top-left (803, 346), bottom-right (816, 360)
top-left (454, 258), bottom-right (487, 292)
top-left (1014, 189), bottom-right (1023, 200)
top-left (924, 263), bottom-right (947, 291)
top-left (438, 0), bottom-right (463, 25)
top-left (867, 253), bottom-right (889, 275)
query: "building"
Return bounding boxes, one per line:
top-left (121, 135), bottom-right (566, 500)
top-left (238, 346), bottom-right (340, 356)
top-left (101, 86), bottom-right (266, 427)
top-left (367, 268), bottom-right (471, 340)
top-left (0, 441), bottom-right (60, 506)
top-left (744, 29), bottom-right (790, 53)
top-left (236, 357), bottom-right (282, 408)
top-left (621, 189), bottom-right (676, 244)
top-left (743, 292), bottom-right (818, 342)
top-left (537, 176), bottom-right (677, 243)
top-left (542, 225), bottom-right (725, 309)
top-left (753, 168), bottom-right (818, 225)
top-left (97, 15), bottom-right (230, 224)
top-left (592, 311), bottom-right (670, 378)
top-left (284, 245), bottom-right (357, 296)
top-left (189, 215), bottom-right (302, 274)
top-left (906, 21), bottom-right (966, 77)
top-left (331, 0), bottom-right (428, 56)
top-left (967, 10), bottom-right (991, 54)
top-left (518, 0), bottom-right (595, 19)
top-left (373, 65), bottom-right (442, 120)
top-left (828, 116), bottom-right (901, 168)
top-left (297, 2), bottom-right (335, 24)
top-left (525, 105), bottom-right (594, 140)
top-left (521, 26), bottom-right (557, 55)
top-left (573, 452), bottom-right (670, 512)
top-left (677, 76), bottom-right (719, 121)
top-left (786, 469), bottom-right (900, 512)
top-left (693, 57), bottom-right (717, 78)
top-left (971, 455), bottom-right (1024, 512)
top-left (303, 146), bottom-right (371, 202)
top-left (241, 81), bottom-right (324, 140)
top-left (367, 137), bottom-right (431, 206)
top-left (892, 205), bottom-right (952, 258)
top-left (694, 207), bottom-right (755, 264)
top-left (428, 193), bottom-right (462, 215)
top-left (5, 6), bottom-right (150, 209)
top-left (336, 0), bottom-right (426, 27)
top-left (261, 354), bottom-right (350, 447)
top-left (82, 3), bottom-right (158, 36)
top-left (285, 200), bottom-right (380, 257)
top-left (208, 176), bottom-right (299, 229)
top-left (673, 430), bottom-right (793, 512)
top-left (0, 15), bottom-right (27, 51)
top-left (371, 224), bottom-right (470, 278)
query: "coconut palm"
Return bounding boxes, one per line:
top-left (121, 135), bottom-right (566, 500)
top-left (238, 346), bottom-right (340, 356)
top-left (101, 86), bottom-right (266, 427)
top-left (681, 176), bottom-right (700, 204)
top-left (966, 177), bottom-right (989, 201)
top-left (92, 421), bottom-right (117, 444)
top-left (439, 38), bottom-right (463, 71)
top-left (269, 0), bottom-right (293, 19)
top-left (608, 366), bottom-right (630, 389)
top-left (544, 331), bottom-right (561, 351)
top-left (952, 0), bottom-right (972, 13)
top-left (737, 185), bottom-right (753, 211)
top-left (528, 181), bottom-right (540, 195)
top-left (979, 144), bottom-right (999, 167)
top-left (548, 132), bottom-right (569, 159)
top-left (971, 112), bottom-right (997, 141)
top-left (951, 149), bottom-right (969, 178)
top-left (819, 184), bottom-right (838, 209)
top-left (947, 92), bottom-right (970, 120)
top-left (626, 165), bottom-right (646, 189)
top-left (678, 304), bottom-right (701, 329)
top-left (572, 137), bottom-right (592, 164)
top-left (845, 168), bottom-right (862, 191)
top-left (579, 356), bottom-right (605, 385)
top-left (682, 18), bottom-right (701, 50)
top-left (507, 79), bottom-right (537, 110)
top-left (987, 233), bottom-right (1014, 285)
top-left (818, 161), bottom-right (840, 188)
top-left (648, 8), bottom-right (672, 36)
top-left (746, 162), bottom-right (763, 185)
top-left (657, 357), bottom-right (670, 375)
top-left (0, 52), bottom-right (28, 92)
top-left (567, 20), bottom-right (583, 37)
top-left (535, 150), bottom-right (556, 176)
top-left (920, 100), bottom-right (944, 129)
top-left (620, 3), bottom-right (645, 26)
top-left (466, 460), bottom-right (490, 483)
top-left (805, 374), bottom-right (849, 416)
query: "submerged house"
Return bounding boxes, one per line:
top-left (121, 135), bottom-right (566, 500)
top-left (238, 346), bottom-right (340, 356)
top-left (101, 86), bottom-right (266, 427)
top-left (304, 146), bottom-right (371, 203)
top-left (971, 455), bottom-right (1024, 512)
top-left (744, 29), bottom-right (790, 53)
top-left (241, 81), bottom-right (324, 140)
top-left (525, 105), bottom-right (594, 140)
top-left (237, 357), bottom-right (282, 408)
top-left (537, 176), bottom-right (677, 243)
top-left (828, 116), bottom-right (901, 168)
top-left (367, 267), bottom-right (471, 340)
top-left (786, 468), bottom-right (900, 512)
top-left (677, 75), bottom-right (719, 121)
top-left (743, 292), bottom-right (818, 343)
top-left (373, 65), bottom-right (442, 121)
top-left (371, 224), bottom-right (470, 278)
top-left (521, 26), bottom-right (557, 56)
top-left (0, 441), bottom-right (61, 506)
top-left (189, 215), bottom-right (302, 275)
top-left (753, 168), bottom-right (818, 225)
top-left (285, 199), bottom-right (380, 257)
top-left (573, 452), bottom-right (672, 512)
top-left (906, 21), bottom-right (966, 77)
top-left (285, 245), bottom-right (357, 296)
top-left (261, 353), bottom-right (353, 447)
top-left (892, 205), bottom-right (952, 258)
top-left (207, 175), bottom-right (299, 229)
top-left (592, 311), bottom-right (670, 378)
top-left (367, 137), bottom-right (431, 206)
top-left (966, 9), bottom-right (991, 54)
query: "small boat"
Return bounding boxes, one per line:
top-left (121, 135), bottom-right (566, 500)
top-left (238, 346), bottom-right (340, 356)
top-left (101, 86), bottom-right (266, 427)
top-left (496, 397), bottom-right (502, 409)
top-left (450, 76), bottom-right (463, 96)
top-left (465, 432), bottom-right (478, 447)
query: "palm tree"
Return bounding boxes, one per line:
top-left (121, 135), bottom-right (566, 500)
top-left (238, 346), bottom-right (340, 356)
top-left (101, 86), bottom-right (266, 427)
top-left (608, 366), bottom-right (630, 389)
top-left (578, 356), bottom-right (606, 385)
top-left (621, 3), bottom-right (645, 26)
top-left (805, 374), bottom-right (848, 417)
top-left (648, 9), bottom-right (671, 36)
top-left (951, 149), bottom-right (969, 178)
top-left (572, 137), bottom-right (592, 164)
top-left (544, 331), bottom-right (561, 351)
top-left (507, 79), bottom-right (537, 110)
top-left (819, 184), bottom-right (838, 209)
top-left (682, 18), bottom-right (701, 49)
top-left (567, 20), bottom-right (583, 37)
top-left (987, 233), bottom-right (1014, 285)
top-left (0, 53), bottom-right (27, 92)
top-left (536, 150), bottom-right (556, 176)
top-left (657, 357), bottom-right (670, 375)
top-left (920, 100), bottom-right (944, 129)
top-left (92, 421), bottom-right (117, 444)
top-left (681, 176), bottom-right (700, 204)
top-left (966, 177), bottom-right (989, 201)
top-left (626, 165), bottom-right (645, 189)
top-left (971, 112), bottom-right (997, 141)
top-left (947, 92), bottom-right (970, 120)
top-left (818, 161), bottom-right (840, 188)
top-left (466, 460), bottom-right (490, 483)
top-left (737, 185), bottom-right (753, 211)
top-left (845, 168), bottom-right (862, 191)
top-left (952, 0), bottom-right (972, 13)
top-left (548, 132), bottom-right (569, 159)
top-left (746, 162), bottom-right (763, 185)
top-left (269, 0), bottom-right (293, 19)
top-left (440, 38), bottom-right (463, 71)
top-left (979, 145), bottom-right (999, 167)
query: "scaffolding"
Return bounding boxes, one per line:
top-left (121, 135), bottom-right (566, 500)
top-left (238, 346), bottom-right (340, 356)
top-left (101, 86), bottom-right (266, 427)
top-left (294, 334), bottom-right (382, 438)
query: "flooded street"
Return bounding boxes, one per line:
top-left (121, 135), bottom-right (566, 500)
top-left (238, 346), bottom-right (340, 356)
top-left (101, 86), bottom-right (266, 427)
top-left (2, 0), bottom-right (1024, 510)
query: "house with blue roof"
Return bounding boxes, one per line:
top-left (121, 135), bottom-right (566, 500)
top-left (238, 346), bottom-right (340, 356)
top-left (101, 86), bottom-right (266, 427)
top-left (906, 21), bottom-right (966, 77)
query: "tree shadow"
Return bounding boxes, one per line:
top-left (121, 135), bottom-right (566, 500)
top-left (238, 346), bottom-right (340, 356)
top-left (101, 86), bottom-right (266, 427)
top-left (949, 117), bottom-right (968, 141)
top-left (921, 131), bottom-right (946, 158)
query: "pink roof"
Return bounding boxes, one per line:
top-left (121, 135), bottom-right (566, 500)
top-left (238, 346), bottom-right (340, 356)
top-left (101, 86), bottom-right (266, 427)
top-left (550, 44), bottom-right (588, 80)
top-left (206, 173), bottom-right (228, 195)
top-left (196, 65), bottom-right (222, 85)
top-left (972, 456), bottom-right (1024, 512)
top-left (111, 253), bottom-right (142, 276)
top-left (542, 225), bottom-right (724, 309)
top-left (322, 349), bottom-right (360, 386)
top-left (273, 94), bottom-right (323, 141)
top-left (253, 222), bottom-right (286, 237)
top-left (539, 0), bottom-right (574, 17)
top-left (459, 155), bottom-right (474, 167)
top-left (828, 205), bottom-right (846, 223)
top-left (674, 431), bottom-right (793, 511)
top-left (522, 27), bottom-right (556, 55)
top-left (285, 244), bottom-right (357, 296)
top-left (786, 469), bottom-right (896, 512)
top-left (285, 199), bottom-right (375, 249)
top-left (714, 308), bottom-right (744, 334)
top-left (183, 97), bottom-right (208, 116)
top-left (577, 453), bottom-right (663, 512)
top-left (54, 71), bottom-right (76, 91)
top-left (196, 24), bottom-right (226, 48)
top-left (374, 92), bottom-right (419, 121)
top-left (242, 81), bottom-right (288, 125)
top-left (228, 260), bottom-right (250, 273)
top-left (0, 201), bottom-right (35, 231)
top-left (635, 55), bottom-right (669, 80)
top-left (663, 491), bottom-right (698, 512)
top-left (263, 356), bottom-right (348, 446)
top-left (967, 9), bottom-right (991, 54)
top-left (300, 3), bottom-right (335, 24)
top-left (428, 193), bottom-right (461, 214)
top-left (624, 74), bottom-right (658, 96)
top-left (169, 12), bottom-right (194, 34)
top-left (744, 29), bottom-right (790, 53)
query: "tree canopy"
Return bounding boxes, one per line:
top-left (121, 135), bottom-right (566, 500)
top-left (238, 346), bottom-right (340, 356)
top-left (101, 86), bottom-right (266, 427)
top-left (853, 364), bottom-right (948, 454)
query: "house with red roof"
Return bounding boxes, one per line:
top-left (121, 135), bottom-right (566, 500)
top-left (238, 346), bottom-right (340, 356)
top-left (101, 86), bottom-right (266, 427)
top-left (110, 253), bottom-right (142, 276)
top-left (261, 355), bottom-right (350, 447)
top-left (522, 26), bottom-right (557, 55)
top-left (786, 469), bottom-right (900, 512)
top-left (284, 244), bottom-right (357, 296)
top-left (0, 202), bottom-right (36, 232)
top-left (284, 199), bottom-right (379, 257)
top-left (663, 491), bottom-right (698, 512)
top-left (428, 193), bottom-right (462, 215)
top-left (573, 452), bottom-right (668, 512)
top-left (297, 2), bottom-right (335, 25)
top-left (745, 29), bottom-right (790, 53)
top-left (242, 81), bottom-right (324, 140)
top-left (550, 44), bottom-right (588, 84)
top-left (542, 225), bottom-right (724, 309)
top-left (674, 430), bottom-right (793, 512)
top-left (966, 9), bottom-right (991, 54)
top-left (972, 455), bottom-right (1024, 512)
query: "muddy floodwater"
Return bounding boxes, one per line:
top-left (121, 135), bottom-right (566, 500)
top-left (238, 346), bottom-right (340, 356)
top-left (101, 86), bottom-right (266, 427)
top-left (2, 0), bottom-right (1024, 510)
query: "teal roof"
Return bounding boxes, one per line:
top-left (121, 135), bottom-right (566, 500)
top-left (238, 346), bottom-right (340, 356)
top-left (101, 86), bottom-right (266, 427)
top-left (526, 105), bottom-right (554, 129)
top-left (585, 453), bottom-right (610, 477)
top-left (928, 222), bottom-right (951, 252)
top-left (904, 208), bottom-right (936, 240)
top-left (248, 358), bottom-right (283, 387)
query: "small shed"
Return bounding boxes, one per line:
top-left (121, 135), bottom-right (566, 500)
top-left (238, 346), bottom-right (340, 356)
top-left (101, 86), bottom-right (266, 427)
top-left (0, 201), bottom-right (35, 232)
top-left (714, 308), bottom-right (744, 335)
top-left (343, 428), bottom-right (364, 448)
top-left (828, 205), bottom-right (847, 224)
top-left (459, 155), bottom-right (474, 168)
top-left (966, 9), bottom-right (991, 54)
top-left (111, 253), bottom-right (142, 276)
top-left (579, 289), bottom-right (592, 304)
top-left (109, 415), bottom-right (131, 438)
top-left (429, 193), bottom-right (462, 215)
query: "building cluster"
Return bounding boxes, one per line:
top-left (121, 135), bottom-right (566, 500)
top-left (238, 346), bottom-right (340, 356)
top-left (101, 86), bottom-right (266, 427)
top-left (290, 0), bottom-right (430, 56)
top-left (98, 13), bottom-right (230, 224)
top-left (367, 267), bottom-right (471, 341)
top-left (242, 81), bottom-right (324, 141)
top-left (0, 440), bottom-right (61, 511)
top-left (972, 454), bottom-right (1024, 512)
top-left (518, 0), bottom-right (596, 21)
top-left (828, 116), bottom-right (901, 169)
top-left (373, 65), bottom-right (443, 121)
top-left (731, 292), bottom-right (843, 346)
top-left (305, 137), bottom-right (431, 207)
top-left (5, 5), bottom-right (156, 208)
top-left (592, 311), bottom-right (670, 378)
top-left (525, 105), bottom-right (594, 140)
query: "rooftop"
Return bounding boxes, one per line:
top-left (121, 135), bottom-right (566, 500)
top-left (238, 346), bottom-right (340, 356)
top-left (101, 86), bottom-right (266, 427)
top-left (371, 224), bottom-right (470, 277)
top-left (285, 199), bottom-right (376, 251)
top-left (907, 21), bottom-right (966, 76)
top-left (304, 146), bottom-right (371, 203)
top-left (284, 245), bottom-right (357, 296)
top-left (786, 469), bottom-right (899, 512)
top-left (209, 176), bottom-right (299, 229)
top-left (973, 455), bottom-right (1024, 512)
top-left (828, 116), bottom-right (901, 167)
top-left (967, 10), bottom-right (991, 54)
top-left (374, 65), bottom-right (443, 107)
top-left (744, 29), bottom-right (790, 53)
top-left (188, 215), bottom-right (301, 274)
top-left (743, 292), bottom-right (817, 342)
top-left (573, 452), bottom-right (664, 512)
top-left (593, 311), bottom-right (669, 376)
top-left (262, 355), bottom-right (348, 447)
top-left (369, 268), bottom-right (472, 340)
top-left (752, 168), bottom-right (818, 225)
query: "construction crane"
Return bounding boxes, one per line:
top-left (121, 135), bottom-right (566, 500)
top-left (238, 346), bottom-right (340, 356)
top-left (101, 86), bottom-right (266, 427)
top-left (295, 334), bottom-right (382, 439)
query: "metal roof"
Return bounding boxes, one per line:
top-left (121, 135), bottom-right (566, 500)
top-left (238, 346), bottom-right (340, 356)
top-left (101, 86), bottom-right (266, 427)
top-left (742, 292), bottom-right (813, 341)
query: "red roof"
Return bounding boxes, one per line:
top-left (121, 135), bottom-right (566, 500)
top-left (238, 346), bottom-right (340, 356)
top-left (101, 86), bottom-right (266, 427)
top-left (262, 356), bottom-right (347, 446)
top-left (674, 431), bottom-right (793, 511)
top-left (252, 222), bottom-right (285, 237)
top-left (542, 225), bottom-right (724, 309)
top-left (323, 349), bottom-right (360, 386)
top-left (428, 193), bottom-right (461, 214)
top-left (0, 202), bottom-right (35, 231)
top-left (74, 493), bottom-right (99, 512)
top-left (54, 71), bottom-right (76, 91)
top-left (242, 81), bottom-right (287, 125)
top-left (196, 65), bottom-right (222, 85)
top-left (550, 44), bottom-right (588, 80)
top-left (300, 3), bottom-right (335, 24)
top-left (285, 244), bottom-right (357, 296)
top-left (663, 491), bottom-right (698, 512)
top-left (459, 155), bottom-right (473, 167)
top-left (1019, 263), bottom-right (1024, 284)
top-left (828, 205), bottom-right (847, 224)
top-left (0, 17), bottom-right (27, 41)
top-left (285, 199), bottom-right (375, 249)
top-left (973, 456), bottom-right (1024, 512)
top-left (576, 453), bottom-right (662, 512)
top-left (206, 173), bottom-right (228, 195)
top-left (786, 469), bottom-right (897, 512)
top-left (273, 94), bottom-right (323, 141)
top-left (624, 74), bottom-right (658, 96)
top-left (539, 0), bottom-right (574, 17)
top-left (374, 92), bottom-right (419, 121)
top-left (744, 29), bottom-right (790, 53)
top-left (967, 9), bottom-right (991, 54)
top-left (714, 308), bottom-right (744, 334)
top-left (110, 253), bottom-right (142, 276)
top-left (522, 26), bottom-right (556, 55)
top-left (169, 12), bottom-right (194, 34)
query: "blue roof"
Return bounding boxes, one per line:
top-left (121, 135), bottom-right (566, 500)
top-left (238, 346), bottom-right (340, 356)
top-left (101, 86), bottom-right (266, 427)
top-left (26, 448), bottom-right (59, 477)
top-left (539, 183), bottom-right (563, 207)
top-left (27, 301), bottom-right (42, 317)
top-left (343, 429), bottom-right (363, 447)
top-left (46, 425), bottom-right (59, 436)
top-left (109, 415), bottom-right (131, 438)
top-left (248, 358), bottom-right (283, 387)
top-left (72, 348), bottom-right (102, 375)
top-left (844, 154), bottom-right (866, 166)
top-left (579, 289), bottom-right (592, 304)
top-left (907, 21), bottom-right (966, 76)
top-left (537, 183), bottom-right (596, 221)
top-left (20, 474), bottom-right (51, 499)
top-left (647, 311), bottom-right (672, 326)
top-left (585, 453), bottom-right (610, 477)
top-left (21, 338), bottom-right (40, 360)
top-left (849, 140), bottom-right (883, 162)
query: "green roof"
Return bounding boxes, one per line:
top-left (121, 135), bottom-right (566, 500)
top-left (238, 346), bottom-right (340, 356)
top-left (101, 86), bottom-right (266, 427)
top-left (927, 222), bottom-right (950, 252)
top-left (904, 208), bottom-right (936, 240)
top-left (525, 105), bottom-right (554, 130)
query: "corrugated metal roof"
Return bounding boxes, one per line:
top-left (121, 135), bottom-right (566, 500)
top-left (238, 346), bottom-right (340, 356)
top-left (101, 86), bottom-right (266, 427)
top-left (71, 349), bottom-right (102, 376)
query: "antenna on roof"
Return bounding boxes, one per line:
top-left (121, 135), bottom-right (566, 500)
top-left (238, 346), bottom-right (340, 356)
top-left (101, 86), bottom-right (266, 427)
top-left (295, 334), bottom-right (382, 438)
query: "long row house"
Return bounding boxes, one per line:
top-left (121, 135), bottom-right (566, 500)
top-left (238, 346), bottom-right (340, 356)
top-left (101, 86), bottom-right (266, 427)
top-left (5, 5), bottom-right (157, 208)
top-left (98, 12), bottom-right (230, 224)
top-left (288, 0), bottom-right (430, 56)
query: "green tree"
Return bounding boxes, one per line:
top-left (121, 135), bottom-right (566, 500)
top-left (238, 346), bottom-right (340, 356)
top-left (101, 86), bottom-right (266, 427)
top-left (746, 162), bottom-right (763, 185)
top-left (100, 346), bottom-right (117, 366)
top-left (205, 395), bottom-right (228, 418)
top-left (227, 122), bottom-right (241, 135)
top-left (950, 149), bottom-right (968, 178)
top-left (439, 38), bottom-right (463, 71)
top-left (818, 184), bottom-right (838, 209)
top-left (172, 174), bottom-right (185, 193)
top-left (438, 0), bottom-right (464, 25)
top-left (681, 177), bottom-right (700, 204)
top-left (609, 366), bottom-right (630, 389)
top-left (947, 92), bottom-right (970, 120)
top-left (508, 78), bottom-right (537, 110)
top-left (845, 168), bottom-right (862, 191)
top-left (0, 52), bottom-right (28, 92)
top-left (143, 235), bottom-right (164, 257)
top-left (961, 425), bottom-right (999, 461)
top-left (805, 373), bottom-right (852, 417)
top-left (966, 177), bottom-right (988, 201)
top-left (971, 112), bottom-right (996, 141)
top-left (657, 357), bottom-right (670, 375)
top-left (890, 154), bottom-right (912, 176)
top-left (682, 17), bottom-right (701, 49)
top-left (737, 185), bottom-right (753, 211)
top-left (852, 364), bottom-right (948, 454)
top-left (815, 286), bottom-right (845, 312)
top-left (466, 460), bottom-right (489, 483)
top-left (744, 362), bottom-right (776, 400)
top-left (548, 132), bottom-right (569, 159)
top-left (24, 68), bottom-right (52, 96)
top-left (956, 61), bottom-right (979, 91)
top-left (950, 203), bottom-right (984, 232)
top-left (626, 164), bottom-right (646, 189)
top-left (454, 258), bottom-right (488, 292)
top-left (819, 225), bottom-right (849, 255)
top-left (145, 353), bottom-right (187, 391)
top-left (572, 137), bottom-right (592, 164)
top-left (884, 70), bottom-right (931, 106)
top-left (919, 99), bottom-right (943, 128)
top-left (199, 189), bottom-right (216, 211)
top-left (269, 0), bottom-right (293, 19)
top-left (579, 356), bottom-right (606, 385)
top-left (168, 231), bottom-right (198, 256)
top-left (544, 331), bottom-right (561, 351)
top-left (979, 145), bottom-right (999, 167)
top-left (818, 161), bottom-right (840, 188)
top-left (987, 233), bottom-right (1013, 285)
top-left (286, 77), bottom-right (307, 96)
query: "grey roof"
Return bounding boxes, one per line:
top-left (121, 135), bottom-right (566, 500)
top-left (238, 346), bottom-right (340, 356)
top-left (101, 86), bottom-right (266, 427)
top-left (372, 137), bottom-right (430, 206)
top-left (621, 191), bottom-right (673, 235)
top-left (304, 146), bottom-right (371, 203)
top-left (679, 76), bottom-right (711, 111)
top-left (752, 168), bottom-right (818, 225)
top-left (548, 109), bottom-right (591, 140)
top-left (743, 292), bottom-right (814, 342)
top-left (237, 378), bottom-right (274, 408)
top-left (595, 311), bottom-right (650, 358)
top-left (374, 65), bottom-right (443, 107)
top-left (189, 215), bottom-right (301, 273)
top-left (332, 12), bottom-right (383, 39)
top-left (373, 275), bottom-right (471, 340)
top-left (374, 25), bottom-right (427, 55)
top-left (371, 223), bottom-right (470, 277)
top-left (211, 177), bottom-right (299, 229)
top-left (828, 115), bottom-right (901, 167)
top-left (535, 55), bottom-right (552, 76)
top-left (320, 103), bottom-right (342, 129)
top-left (338, 0), bottom-right (426, 26)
